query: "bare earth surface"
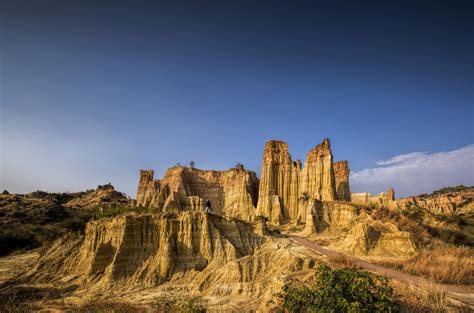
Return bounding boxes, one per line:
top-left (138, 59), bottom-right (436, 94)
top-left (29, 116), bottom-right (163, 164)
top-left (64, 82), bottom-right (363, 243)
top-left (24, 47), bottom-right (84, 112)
top-left (289, 235), bottom-right (474, 306)
top-left (0, 251), bottom-right (40, 284)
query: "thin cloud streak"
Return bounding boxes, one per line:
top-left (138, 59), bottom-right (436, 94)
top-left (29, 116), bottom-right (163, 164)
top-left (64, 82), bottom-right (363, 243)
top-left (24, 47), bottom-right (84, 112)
top-left (350, 145), bottom-right (474, 198)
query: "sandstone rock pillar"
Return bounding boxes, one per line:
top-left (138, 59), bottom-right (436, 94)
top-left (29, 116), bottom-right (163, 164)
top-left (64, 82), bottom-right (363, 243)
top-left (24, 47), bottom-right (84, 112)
top-left (136, 170), bottom-right (160, 207)
top-left (256, 140), bottom-right (300, 224)
top-left (334, 160), bottom-right (351, 201)
top-left (299, 138), bottom-right (336, 202)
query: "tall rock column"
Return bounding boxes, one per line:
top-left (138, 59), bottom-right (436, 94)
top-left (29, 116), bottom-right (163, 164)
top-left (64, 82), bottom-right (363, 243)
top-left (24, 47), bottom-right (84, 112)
top-left (136, 170), bottom-right (161, 208)
top-left (256, 140), bottom-right (300, 224)
top-left (299, 138), bottom-right (336, 202)
top-left (334, 160), bottom-right (351, 201)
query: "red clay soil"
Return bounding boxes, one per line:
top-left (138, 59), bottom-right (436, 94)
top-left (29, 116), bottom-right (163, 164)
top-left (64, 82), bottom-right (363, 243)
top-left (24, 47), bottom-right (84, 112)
top-left (289, 235), bottom-right (474, 306)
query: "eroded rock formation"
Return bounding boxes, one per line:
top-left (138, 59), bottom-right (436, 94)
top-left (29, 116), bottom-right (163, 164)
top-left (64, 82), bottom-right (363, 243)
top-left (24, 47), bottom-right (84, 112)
top-left (256, 140), bottom-right (301, 224)
top-left (334, 160), bottom-right (351, 201)
top-left (300, 138), bottom-right (336, 202)
top-left (25, 211), bottom-right (319, 311)
top-left (256, 138), bottom-right (341, 224)
top-left (307, 200), bottom-right (416, 257)
top-left (336, 220), bottom-right (416, 257)
top-left (351, 189), bottom-right (396, 207)
top-left (136, 166), bottom-right (259, 221)
top-left (65, 184), bottom-right (130, 210)
top-left (135, 170), bottom-right (160, 208)
top-left (28, 212), bottom-right (264, 289)
top-left (351, 188), bottom-right (473, 215)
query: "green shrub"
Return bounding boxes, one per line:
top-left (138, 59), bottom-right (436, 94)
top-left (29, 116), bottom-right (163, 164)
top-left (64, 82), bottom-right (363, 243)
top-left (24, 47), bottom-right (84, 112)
top-left (430, 185), bottom-right (473, 196)
top-left (279, 265), bottom-right (399, 312)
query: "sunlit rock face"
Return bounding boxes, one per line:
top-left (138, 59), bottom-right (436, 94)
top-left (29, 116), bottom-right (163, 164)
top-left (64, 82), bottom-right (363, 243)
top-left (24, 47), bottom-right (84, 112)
top-left (135, 170), bottom-right (160, 208)
top-left (256, 140), bottom-right (301, 224)
top-left (351, 188), bottom-right (473, 215)
top-left (300, 138), bottom-right (336, 203)
top-left (137, 138), bottom-right (352, 225)
top-left (136, 166), bottom-right (259, 221)
top-left (26, 212), bottom-right (266, 291)
top-left (334, 160), bottom-right (351, 201)
top-left (257, 138), bottom-right (340, 224)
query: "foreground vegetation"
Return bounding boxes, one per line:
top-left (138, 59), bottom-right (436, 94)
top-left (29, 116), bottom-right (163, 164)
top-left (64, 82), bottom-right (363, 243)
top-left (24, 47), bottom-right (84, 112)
top-left (278, 265), bottom-right (399, 312)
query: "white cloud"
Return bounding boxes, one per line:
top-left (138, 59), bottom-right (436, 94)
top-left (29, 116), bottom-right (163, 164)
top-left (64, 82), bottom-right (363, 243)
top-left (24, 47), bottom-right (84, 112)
top-left (350, 145), bottom-right (474, 198)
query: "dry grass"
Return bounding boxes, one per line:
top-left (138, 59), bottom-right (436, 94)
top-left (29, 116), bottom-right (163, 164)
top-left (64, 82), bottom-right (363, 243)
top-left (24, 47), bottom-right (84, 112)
top-left (393, 280), bottom-right (452, 312)
top-left (381, 242), bottom-right (473, 285)
top-left (328, 253), bottom-right (361, 269)
top-left (71, 300), bottom-right (147, 313)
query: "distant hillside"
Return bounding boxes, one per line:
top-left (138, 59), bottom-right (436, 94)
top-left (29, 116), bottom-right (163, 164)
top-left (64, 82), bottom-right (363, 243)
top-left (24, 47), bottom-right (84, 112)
top-left (0, 185), bottom-right (130, 256)
top-left (419, 185), bottom-right (474, 198)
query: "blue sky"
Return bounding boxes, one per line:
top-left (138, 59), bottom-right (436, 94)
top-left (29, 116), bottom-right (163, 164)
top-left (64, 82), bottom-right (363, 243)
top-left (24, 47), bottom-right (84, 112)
top-left (1, 0), bottom-right (473, 197)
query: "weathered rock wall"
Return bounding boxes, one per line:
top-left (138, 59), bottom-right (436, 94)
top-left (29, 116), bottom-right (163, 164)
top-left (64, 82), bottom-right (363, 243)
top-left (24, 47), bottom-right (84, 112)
top-left (305, 200), bottom-right (417, 257)
top-left (256, 140), bottom-right (301, 224)
top-left (136, 138), bottom-right (354, 225)
top-left (333, 160), bottom-right (351, 201)
top-left (28, 212), bottom-right (265, 290)
top-left (135, 170), bottom-right (160, 208)
top-left (351, 188), bottom-right (473, 215)
top-left (25, 212), bottom-right (321, 312)
top-left (135, 167), bottom-right (259, 221)
top-left (351, 189), bottom-right (396, 207)
top-left (300, 139), bottom-right (336, 202)
top-left (257, 139), bottom-right (341, 224)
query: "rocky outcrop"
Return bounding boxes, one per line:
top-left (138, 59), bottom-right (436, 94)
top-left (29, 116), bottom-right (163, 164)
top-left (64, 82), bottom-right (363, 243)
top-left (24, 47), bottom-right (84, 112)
top-left (135, 139), bottom-right (351, 225)
top-left (25, 211), bottom-right (320, 311)
top-left (28, 212), bottom-right (265, 289)
top-left (351, 188), bottom-right (474, 215)
top-left (256, 140), bottom-right (301, 224)
top-left (257, 139), bottom-right (340, 224)
top-left (65, 184), bottom-right (130, 210)
top-left (394, 189), bottom-right (474, 214)
top-left (300, 139), bottom-right (336, 202)
top-left (135, 167), bottom-right (259, 221)
top-left (351, 188), bottom-right (397, 208)
top-left (334, 160), bottom-right (351, 201)
top-left (302, 200), bottom-right (417, 257)
top-left (336, 219), bottom-right (416, 257)
top-left (135, 170), bottom-right (160, 208)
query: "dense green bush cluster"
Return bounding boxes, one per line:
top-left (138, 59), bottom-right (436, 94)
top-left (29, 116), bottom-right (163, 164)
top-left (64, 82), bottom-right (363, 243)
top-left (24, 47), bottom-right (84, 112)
top-left (279, 265), bottom-right (399, 312)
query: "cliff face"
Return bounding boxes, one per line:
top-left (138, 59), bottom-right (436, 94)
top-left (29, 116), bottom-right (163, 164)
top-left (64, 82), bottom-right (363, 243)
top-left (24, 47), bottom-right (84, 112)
top-left (135, 170), bottom-right (160, 208)
top-left (135, 167), bottom-right (259, 221)
top-left (300, 138), bottom-right (336, 202)
top-left (256, 140), bottom-right (301, 224)
top-left (351, 188), bottom-right (473, 215)
top-left (351, 189), bottom-right (396, 207)
top-left (28, 212), bottom-right (265, 290)
top-left (25, 211), bottom-right (320, 311)
top-left (257, 139), bottom-right (340, 224)
top-left (308, 200), bottom-right (416, 257)
top-left (136, 139), bottom-right (351, 225)
top-left (333, 160), bottom-right (351, 201)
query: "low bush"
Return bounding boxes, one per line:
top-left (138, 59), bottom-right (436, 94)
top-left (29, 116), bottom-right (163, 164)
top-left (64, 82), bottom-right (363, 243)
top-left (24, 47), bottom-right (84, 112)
top-left (278, 264), bottom-right (399, 312)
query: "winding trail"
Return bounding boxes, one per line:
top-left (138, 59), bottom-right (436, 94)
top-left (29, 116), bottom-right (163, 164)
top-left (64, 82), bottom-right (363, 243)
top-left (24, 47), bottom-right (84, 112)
top-left (289, 235), bottom-right (474, 306)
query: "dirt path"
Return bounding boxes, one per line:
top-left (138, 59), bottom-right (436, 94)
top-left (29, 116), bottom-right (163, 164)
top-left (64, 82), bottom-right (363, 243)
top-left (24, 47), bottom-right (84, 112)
top-left (289, 235), bottom-right (474, 306)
